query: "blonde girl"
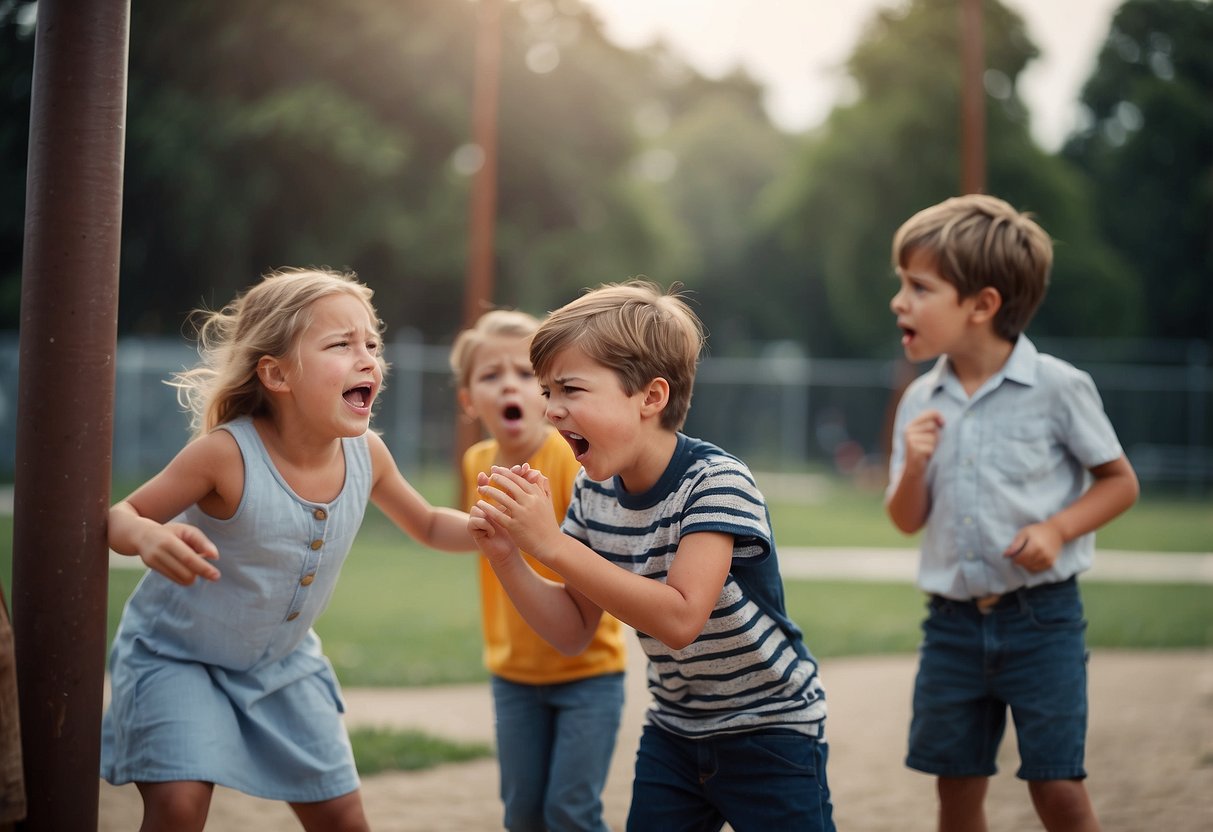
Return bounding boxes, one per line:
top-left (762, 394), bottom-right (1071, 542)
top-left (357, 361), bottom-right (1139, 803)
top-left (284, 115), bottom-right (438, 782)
top-left (101, 268), bottom-right (472, 831)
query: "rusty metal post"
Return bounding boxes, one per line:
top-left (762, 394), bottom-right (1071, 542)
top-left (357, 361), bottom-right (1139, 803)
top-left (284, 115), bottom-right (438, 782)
top-left (960, 0), bottom-right (986, 194)
top-left (455, 0), bottom-right (504, 491)
top-left (12, 1), bottom-right (129, 829)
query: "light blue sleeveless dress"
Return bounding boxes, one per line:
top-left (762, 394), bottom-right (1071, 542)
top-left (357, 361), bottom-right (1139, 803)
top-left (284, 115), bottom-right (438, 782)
top-left (101, 416), bottom-right (371, 802)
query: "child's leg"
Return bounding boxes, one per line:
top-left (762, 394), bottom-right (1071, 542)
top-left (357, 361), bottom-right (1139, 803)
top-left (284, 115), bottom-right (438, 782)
top-left (1027, 779), bottom-right (1100, 832)
top-left (289, 789), bottom-right (369, 832)
top-left (992, 579), bottom-right (1096, 829)
top-left (909, 599), bottom-right (1007, 832)
top-left (491, 676), bottom-right (557, 831)
top-left (906, 598), bottom-right (1006, 777)
top-left (936, 776), bottom-right (989, 832)
top-left (543, 673), bottom-right (624, 831)
top-left (135, 780), bottom-right (213, 832)
top-left (628, 725), bottom-right (722, 832)
top-left (703, 731), bottom-right (834, 832)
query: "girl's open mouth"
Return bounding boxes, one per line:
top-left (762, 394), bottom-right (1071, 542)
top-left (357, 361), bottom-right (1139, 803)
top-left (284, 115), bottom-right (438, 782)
top-left (343, 384), bottom-right (375, 409)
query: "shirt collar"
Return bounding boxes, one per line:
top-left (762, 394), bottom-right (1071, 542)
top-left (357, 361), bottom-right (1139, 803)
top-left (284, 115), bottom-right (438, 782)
top-left (1001, 334), bottom-right (1039, 386)
top-left (924, 334), bottom-right (1040, 398)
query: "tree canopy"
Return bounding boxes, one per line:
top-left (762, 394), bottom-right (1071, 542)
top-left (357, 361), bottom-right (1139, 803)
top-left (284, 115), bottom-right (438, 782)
top-left (1063, 0), bottom-right (1213, 343)
top-left (0, 0), bottom-right (1206, 357)
top-left (753, 0), bottom-right (1145, 357)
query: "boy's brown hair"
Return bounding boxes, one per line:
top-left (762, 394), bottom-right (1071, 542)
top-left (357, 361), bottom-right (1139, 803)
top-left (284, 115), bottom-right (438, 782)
top-left (892, 194), bottom-right (1053, 340)
top-left (530, 280), bottom-right (704, 431)
top-left (448, 309), bottom-right (542, 388)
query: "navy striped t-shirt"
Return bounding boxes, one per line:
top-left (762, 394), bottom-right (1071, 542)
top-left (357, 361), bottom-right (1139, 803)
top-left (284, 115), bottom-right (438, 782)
top-left (563, 433), bottom-right (827, 739)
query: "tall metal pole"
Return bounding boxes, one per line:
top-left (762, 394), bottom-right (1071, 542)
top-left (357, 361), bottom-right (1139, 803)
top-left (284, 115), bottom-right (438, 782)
top-left (12, 1), bottom-right (129, 829)
top-left (960, 0), bottom-right (986, 194)
top-left (456, 0), bottom-right (503, 483)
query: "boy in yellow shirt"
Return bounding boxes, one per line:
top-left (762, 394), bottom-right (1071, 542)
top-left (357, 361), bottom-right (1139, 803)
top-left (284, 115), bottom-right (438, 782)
top-left (451, 309), bottom-right (627, 832)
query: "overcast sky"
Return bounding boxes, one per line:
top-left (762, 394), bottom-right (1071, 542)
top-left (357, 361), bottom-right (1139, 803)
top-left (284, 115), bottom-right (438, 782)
top-left (579, 0), bottom-right (1123, 151)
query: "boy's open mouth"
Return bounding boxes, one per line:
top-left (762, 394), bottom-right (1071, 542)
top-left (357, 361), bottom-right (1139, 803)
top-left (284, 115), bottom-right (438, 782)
top-left (502, 404), bottom-right (522, 422)
top-left (900, 326), bottom-right (916, 344)
top-left (562, 431), bottom-right (589, 458)
top-left (343, 384), bottom-right (374, 408)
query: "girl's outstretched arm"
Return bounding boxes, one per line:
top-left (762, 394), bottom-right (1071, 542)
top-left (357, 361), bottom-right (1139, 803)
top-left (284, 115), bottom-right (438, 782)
top-left (367, 431), bottom-right (474, 551)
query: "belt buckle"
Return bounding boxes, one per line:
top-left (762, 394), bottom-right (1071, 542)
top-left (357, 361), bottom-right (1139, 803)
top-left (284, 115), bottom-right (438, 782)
top-left (975, 594), bottom-right (1002, 615)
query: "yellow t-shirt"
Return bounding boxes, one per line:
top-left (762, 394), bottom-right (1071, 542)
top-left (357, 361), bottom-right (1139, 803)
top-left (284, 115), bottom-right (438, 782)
top-left (462, 430), bottom-right (627, 684)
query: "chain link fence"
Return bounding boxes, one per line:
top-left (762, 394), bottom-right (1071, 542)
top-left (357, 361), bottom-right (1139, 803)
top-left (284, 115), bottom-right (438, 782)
top-left (0, 333), bottom-right (1208, 494)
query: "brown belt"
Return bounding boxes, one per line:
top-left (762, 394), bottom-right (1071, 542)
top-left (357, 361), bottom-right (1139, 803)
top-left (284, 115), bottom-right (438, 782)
top-left (974, 594), bottom-right (1003, 615)
top-left (933, 576), bottom-right (1076, 616)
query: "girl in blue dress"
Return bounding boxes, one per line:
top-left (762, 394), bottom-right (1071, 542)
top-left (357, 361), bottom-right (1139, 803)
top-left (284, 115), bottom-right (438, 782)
top-left (101, 268), bottom-right (475, 831)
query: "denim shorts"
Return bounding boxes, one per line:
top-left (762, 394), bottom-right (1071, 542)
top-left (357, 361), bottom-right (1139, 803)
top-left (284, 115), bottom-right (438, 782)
top-left (907, 577), bottom-right (1090, 781)
top-left (628, 724), bottom-right (835, 832)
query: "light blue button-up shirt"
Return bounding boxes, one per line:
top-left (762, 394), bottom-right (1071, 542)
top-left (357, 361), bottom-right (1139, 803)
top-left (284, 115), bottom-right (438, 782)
top-left (888, 336), bottom-right (1124, 599)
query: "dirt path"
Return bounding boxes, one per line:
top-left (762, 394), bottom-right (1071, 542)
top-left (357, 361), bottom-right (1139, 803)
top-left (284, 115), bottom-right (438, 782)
top-left (99, 646), bottom-right (1213, 831)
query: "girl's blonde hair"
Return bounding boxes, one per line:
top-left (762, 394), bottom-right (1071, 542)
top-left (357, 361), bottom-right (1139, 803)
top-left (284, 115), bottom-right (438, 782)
top-left (171, 267), bottom-right (385, 437)
top-left (448, 308), bottom-right (542, 389)
top-left (530, 280), bottom-right (704, 431)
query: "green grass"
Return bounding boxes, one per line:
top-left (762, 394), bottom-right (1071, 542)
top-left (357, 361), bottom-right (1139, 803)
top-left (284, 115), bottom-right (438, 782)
top-left (3, 475), bottom-right (1211, 690)
top-left (763, 478), bottom-right (1213, 552)
top-left (316, 541), bottom-right (486, 686)
top-left (348, 727), bottom-right (491, 775)
top-left (2, 476), bottom-right (1211, 776)
top-left (786, 580), bottom-right (1213, 657)
top-left (1095, 493), bottom-right (1213, 552)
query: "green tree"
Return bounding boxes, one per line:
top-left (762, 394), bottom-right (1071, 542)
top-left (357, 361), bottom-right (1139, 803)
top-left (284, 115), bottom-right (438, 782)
top-left (757, 0), bottom-right (1141, 357)
top-left (0, 2), bottom-right (36, 327)
top-left (2, 0), bottom-right (724, 342)
top-left (1063, 0), bottom-right (1213, 342)
top-left (643, 71), bottom-right (799, 348)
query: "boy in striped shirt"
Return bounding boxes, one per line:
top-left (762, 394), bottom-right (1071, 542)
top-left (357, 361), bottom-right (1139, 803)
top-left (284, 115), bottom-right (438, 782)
top-left (468, 280), bottom-right (834, 832)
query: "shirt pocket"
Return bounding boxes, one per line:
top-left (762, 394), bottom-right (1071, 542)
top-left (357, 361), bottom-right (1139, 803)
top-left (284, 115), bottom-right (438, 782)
top-left (991, 422), bottom-right (1054, 483)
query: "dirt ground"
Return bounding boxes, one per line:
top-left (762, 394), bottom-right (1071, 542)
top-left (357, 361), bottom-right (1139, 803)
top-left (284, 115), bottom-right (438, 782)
top-left (97, 644), bottom-right (1213, 831)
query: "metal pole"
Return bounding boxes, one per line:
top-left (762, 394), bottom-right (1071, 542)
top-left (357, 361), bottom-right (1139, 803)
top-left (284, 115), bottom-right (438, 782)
top-left (456, 0), bottom-right (503, 492)
top-left (960, 0), bottom-right (986, 194)
top-left (12, 1), bottom-right (128, 829)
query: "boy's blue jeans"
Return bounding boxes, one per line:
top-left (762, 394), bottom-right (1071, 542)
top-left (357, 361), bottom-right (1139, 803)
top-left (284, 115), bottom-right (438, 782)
top-left (627, 723), bottom-right (835, 832)
top-left (907, 576), bottom-right (1090, 781)
top-left (491, 672), bottom-right (624, 832)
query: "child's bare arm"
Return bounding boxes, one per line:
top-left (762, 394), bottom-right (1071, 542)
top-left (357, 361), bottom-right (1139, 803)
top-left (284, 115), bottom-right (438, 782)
top-left (1004, 455), bottom-right (1140, 573)
top-left (886, 409), bottom-right (944, 533)
top-left (469, 504), bottom-right (603, 655)
top-left (477, 466), bottom-right (734, 650)
top-left (368, 432), bottom-right (474, 551)
top-left (109, 432), bottom-right (234, 584)
top-left (110, 502), bottom-right (221, 584)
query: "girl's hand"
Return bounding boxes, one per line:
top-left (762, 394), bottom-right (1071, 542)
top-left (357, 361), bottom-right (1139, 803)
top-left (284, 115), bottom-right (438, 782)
top-left (474, 466), bottom-right (563, 561)
top-left (136, 522), bottom-right (221, 585)
top-left (468, 505), bottom-right (520, 566)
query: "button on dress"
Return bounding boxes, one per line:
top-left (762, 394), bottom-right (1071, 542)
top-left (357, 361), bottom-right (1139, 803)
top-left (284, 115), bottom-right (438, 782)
top-left (101, 416), bottom-right (371, 802)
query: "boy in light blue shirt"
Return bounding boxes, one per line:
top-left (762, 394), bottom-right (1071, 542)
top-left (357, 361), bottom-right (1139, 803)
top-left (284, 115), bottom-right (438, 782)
top-left (885, 194), bottom-right (1139, 832)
